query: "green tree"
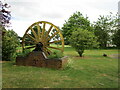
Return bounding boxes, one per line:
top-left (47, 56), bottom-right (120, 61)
top-left (0, 1), bottom-right (11, 27)
top-left (93, 13), bottom-right (118, 48)
top-left (62, 11), bottom-right (93, 45)
top-left (2, 30), bottom-right (20, 61)
top-left (70, 28), bottom-right (99, 57)
top-left (112, 27), bottom-right (120, 48)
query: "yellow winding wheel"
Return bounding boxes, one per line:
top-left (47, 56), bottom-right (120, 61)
top-left (22, 21), bottom-right (64, 57)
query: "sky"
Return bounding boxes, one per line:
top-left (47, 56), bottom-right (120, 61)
top-left (2, 0), bottom-right (120, 36)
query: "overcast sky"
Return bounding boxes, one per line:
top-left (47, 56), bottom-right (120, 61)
top-left (2, 0), bottom-right (119, 36)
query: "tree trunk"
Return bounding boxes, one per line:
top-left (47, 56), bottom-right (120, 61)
top-left (77, 49), bottom-right (84, 57)
top-left (79, 53), bottom-right (83, 57)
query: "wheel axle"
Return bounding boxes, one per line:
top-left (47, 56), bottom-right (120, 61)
top-left (33, 42), bottom-right (43, 51)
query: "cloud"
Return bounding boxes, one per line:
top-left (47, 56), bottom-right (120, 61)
top-left (118, 1), bottom-right (120, 25)
top-left (7, 0), bottom-right (118, 20)
top-left (4, 0), bottom-right (119, 36)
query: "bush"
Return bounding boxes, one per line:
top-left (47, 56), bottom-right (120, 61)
top-left (16, 49), bottom-right (31, 57)
top-left (69, 28), bottom-right (99, 57)
top-left (2, 30), bottom-right (20, 61)
top-left (48, 50), bottom-right (63, 59)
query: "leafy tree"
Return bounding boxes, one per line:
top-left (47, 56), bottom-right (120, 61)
top-left (62, 11), bottom-right (93, 45)
top-left (2, 30), bottom-right (20, 61)
top-left (70, 28), bottom-right (99, 57)
top-left (93, 13), bottom-right (118, 48)
top-left (112, 27), bottom-right (120, 48)
top-left (0, 1), bottom-right (13, 61)
top-left (0, 1), bottom-right (11, 27)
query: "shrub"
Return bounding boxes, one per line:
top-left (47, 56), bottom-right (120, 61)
top-left (69, 28), bottom-right (99, 57)
top-left (16, 49), bottom-right (31, 57)
top-left (48, 50), bottom-right (63, 59)
top-left (2, 30), bottom-right (20, 61)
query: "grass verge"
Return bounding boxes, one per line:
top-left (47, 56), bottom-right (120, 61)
top-left (2, 46), bottom-right (118, 88)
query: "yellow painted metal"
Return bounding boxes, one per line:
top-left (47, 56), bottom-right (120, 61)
top-left (27, 34), bottom-right (37, 43)
top-left (26, 45), bottom-right (36, 49)
top-left (22, 21), bottom-right (64, 56)
top-left (47, 46), bottom-right (62, 51)
top-left (30, 27), bottom-right (38, 40)
top-left (45, 47), bottom-right (52, 54)
top-left (24, 41), bottom-right (36, 44)
top-left (36, 23), bottom-right (41, 40)
top-left (47, 31), bottom-right (59, 41)
top-left (45, 25), bottom-right (53, 38)
top-left (41, 23), bottom-right (46, 42)
top-left (44, 25), bottom-right (53, 42)
top-left (43, 48), bottom-right (49, 56)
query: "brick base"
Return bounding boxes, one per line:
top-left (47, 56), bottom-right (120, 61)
top-left (16, 51), bottom-right (68, 69)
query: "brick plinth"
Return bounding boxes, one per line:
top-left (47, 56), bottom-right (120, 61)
top-left (16, 51), bottom-right (68, 69)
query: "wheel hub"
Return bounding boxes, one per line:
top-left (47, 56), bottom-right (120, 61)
top-left (33, 42), bottom-right (43, 51)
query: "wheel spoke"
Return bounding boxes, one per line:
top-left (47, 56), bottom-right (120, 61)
top-left (44, 25), bottom-right (53, 42)
top-left (47, 25), bottom-right (53, 36)
top-left (24, 41), bottom-right (36, 44)
top-left (43, 49), bottom-right (49, 57)
top-left (48, 40), bottom-right (61, 44)
top-left (30, 27), bottom-right (38, 40)
top-left (45, 47), bottom-right (52, 55)
top-left (48, 31), bottom-right (59, 41)
top-left (26, 45), bottom-right (36, 49)
top-left (41, 23), bottom-right (46, 41)
top-left (47, 46), bottom-right (62, 51)
top-left (27, 34), bottom-right (37, 43)
top-left (36, 23), bottom-right (41, 40)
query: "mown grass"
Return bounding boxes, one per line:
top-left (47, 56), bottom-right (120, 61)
top-left (2, 46), bottom-right (118, 88)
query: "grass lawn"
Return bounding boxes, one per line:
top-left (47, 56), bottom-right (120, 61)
top-left (2, 46), bottom-right (118, 88)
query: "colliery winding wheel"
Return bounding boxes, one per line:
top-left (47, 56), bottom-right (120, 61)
top-left (22, 21), bottom-right (64, 57)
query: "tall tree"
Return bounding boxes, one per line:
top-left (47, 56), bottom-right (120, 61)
top-left (93, 13), bottom-right (118, 48)
top-left (1, 2), bottom-right (20, 61)
top-left (62, 11), bottom-right (93, 45)
top-left (112, 26), bottom-right (120, 48)
top-left (0, 1), bottom-right (11, 27)
top-left (0, 1), bottom-right (11, 61)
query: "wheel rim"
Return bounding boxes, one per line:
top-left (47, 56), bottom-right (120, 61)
top-left (22, 21), bottom-right (64, 56)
